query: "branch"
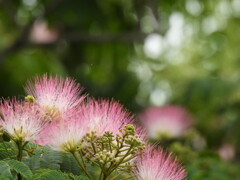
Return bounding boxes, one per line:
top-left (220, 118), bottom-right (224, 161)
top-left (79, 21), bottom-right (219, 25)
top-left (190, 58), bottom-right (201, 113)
top-left (63, 31), bottom-right (147, 43)
top-left (0, 30), bottom-right (148, 65)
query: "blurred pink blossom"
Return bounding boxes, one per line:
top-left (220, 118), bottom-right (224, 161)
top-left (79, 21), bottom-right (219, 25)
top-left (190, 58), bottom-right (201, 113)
top-left (218, 143), bottom-right (235, 161)
top-left (30, 20), bottom-right (58, 44)
top-left (139, 106), bottom-right (192, 139)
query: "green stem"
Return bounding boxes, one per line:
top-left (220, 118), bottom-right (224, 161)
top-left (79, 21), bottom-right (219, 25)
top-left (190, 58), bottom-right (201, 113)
top-left (91, 142), bottom-right (97, 154)
top-left (79, 150), bottom-right (87, 169)
top-left (16, 141), bottom-right (24, 180)
top-left (16, 141), bottom-right (29, 180)
top-left (106, 145), bottom-right (133, 177)
top-left (16, 141), bottom-right (23, 161)
top-left (120, 176), bottom-right (135, 180)
top-left (17, 173), bottom-right (22, 180)
top-left (16, 141), bottom-right (28, 161)
top-left (72, 152), bottom-right (91, 179)
top-left (104, 135), bottom-right (126, 178)
top-left (102, 173), bottom-right (107, 180)
top-left (108, 139), bottom-right (112, 153)
top-left (99, 169), bottom-right (103, 180)
top-left (108, 173), bottom-right (121, 180)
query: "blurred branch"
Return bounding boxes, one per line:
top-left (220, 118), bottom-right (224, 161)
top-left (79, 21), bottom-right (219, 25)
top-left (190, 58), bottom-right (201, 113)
top-left (63, 31), bottom-right (147, 43)
top-left (0, 29), bottom-right (148, 66)
top-left (26, 31), bottom-right (148, 50)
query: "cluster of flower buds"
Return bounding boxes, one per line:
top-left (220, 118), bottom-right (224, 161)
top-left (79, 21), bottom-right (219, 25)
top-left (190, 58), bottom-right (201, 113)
top-left (82, 124), bottom-right (145, 177)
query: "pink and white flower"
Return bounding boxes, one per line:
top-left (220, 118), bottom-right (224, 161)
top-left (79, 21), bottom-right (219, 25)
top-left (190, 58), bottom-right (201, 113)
top-left (39, 110), bottom-right (87, 152)
top-left (139, 106), bottom-right (192, 139)
top-left (134, 147), bottom-right (186, 180)
top-left (80, 99), bottom-right (133, 135)
top-left (25, 74), bottom-right (86, 121)
top-left (0, 99), bottom-right (46, 142)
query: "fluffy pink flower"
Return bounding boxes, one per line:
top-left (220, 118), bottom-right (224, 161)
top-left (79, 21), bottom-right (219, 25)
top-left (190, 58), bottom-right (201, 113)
top-left (80, 99), bottom-right (133, 135)
top-left (25, 74), bottom-right (86, 120)
top-left (0, 99), bottom-right (46, 142)
top-left (134, 147), bottom-right (186, 180)
top-left (38, 110), bottom-right (87, 152)
top-left (139, 106), bottom-right (192, 139)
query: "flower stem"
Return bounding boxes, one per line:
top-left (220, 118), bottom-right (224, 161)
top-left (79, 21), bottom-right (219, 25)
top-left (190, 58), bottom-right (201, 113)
top-left (16, 141), bottom-right (23, 161)
top-left (102, 173), bottom-right (107, 180)
top-left (79, 150), bottom-right (86, 169)
top-left (120, 176), bottom-right (135, 180)
top-left (99, 169), bottom-right (103, 180)
top-left (16, 141), bottom-right (22, 180)
top-left (106, 145), bottom-right (133, 177)
top-left (72, 152), bottom-right (91, 179)
top-left (15, 141), bottom-right (29, 180)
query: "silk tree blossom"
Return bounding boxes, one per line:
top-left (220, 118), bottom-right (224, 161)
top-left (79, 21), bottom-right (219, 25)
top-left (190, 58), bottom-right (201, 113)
top-left (134, 147), bottom-right (186, 180)
top-left (0, 99), bottom-right (46, 142)
top-left (139, 106), bottom-right (192, 139)
top-left (41, 111), bottom-right (87, 153)
top-left (80, 99), bottom-right (133, 135)
top-left (24, 74), bottom-right (86, 121)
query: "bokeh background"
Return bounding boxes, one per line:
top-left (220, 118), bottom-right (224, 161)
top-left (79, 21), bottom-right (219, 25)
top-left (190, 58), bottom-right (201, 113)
top-left (1, 0), bottom-right (240, 179)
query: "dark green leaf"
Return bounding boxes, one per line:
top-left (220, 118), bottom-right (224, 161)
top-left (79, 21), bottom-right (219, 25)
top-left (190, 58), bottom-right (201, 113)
top-left (0, 161), bottom-right (12, 179)
top-left (7, 160), bottom-right (32, 178)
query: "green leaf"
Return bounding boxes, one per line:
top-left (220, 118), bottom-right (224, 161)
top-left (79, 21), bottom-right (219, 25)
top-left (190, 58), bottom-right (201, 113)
top-left (30, 169), bottom-right (68, 180)
top-left (0, 161), bottom-right (12, 179)
top-left (0, 174), bottom-right (10, 180)
top-left (60, 153), bottom-right (80, 175)
top-left (23, 148), bottom-right (41, 171)
top-left (7, 160), bottom-right (32, 178)
top-left (39, 147), bottom-right (62, 170)
top-left (25, 146), bottom-right (63, 171)
top-left (74, 175), bottom-right (88, 180)
top-left (0, 142), bottom-right (16, 160)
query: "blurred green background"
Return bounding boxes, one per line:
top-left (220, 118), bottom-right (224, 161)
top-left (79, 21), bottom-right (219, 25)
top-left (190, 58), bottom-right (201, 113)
top-left (1, 0), bottom-right (240, 179)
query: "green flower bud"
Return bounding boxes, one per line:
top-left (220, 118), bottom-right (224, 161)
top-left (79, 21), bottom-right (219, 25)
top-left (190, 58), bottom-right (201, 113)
top-left (25, 95), bottom-right (36, 102)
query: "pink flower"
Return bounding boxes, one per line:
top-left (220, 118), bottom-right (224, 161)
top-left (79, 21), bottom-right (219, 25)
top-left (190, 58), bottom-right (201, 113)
top-left (80, 99), bottom-right (133, 135)
top-left (25, 74), bottom-right (86, 121)
top-left (139, 106), bottom-right (192, 139)
top-left (30, 20), bottom-right (59, 44)
top-left (218, 143), bottom-right (235, 161)
top-left (0, 99), bottom-right (46, 142)
top-left (38, 110), bottom-right (87, 152)
top-left (134, 147), bottom-right (186, 180)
